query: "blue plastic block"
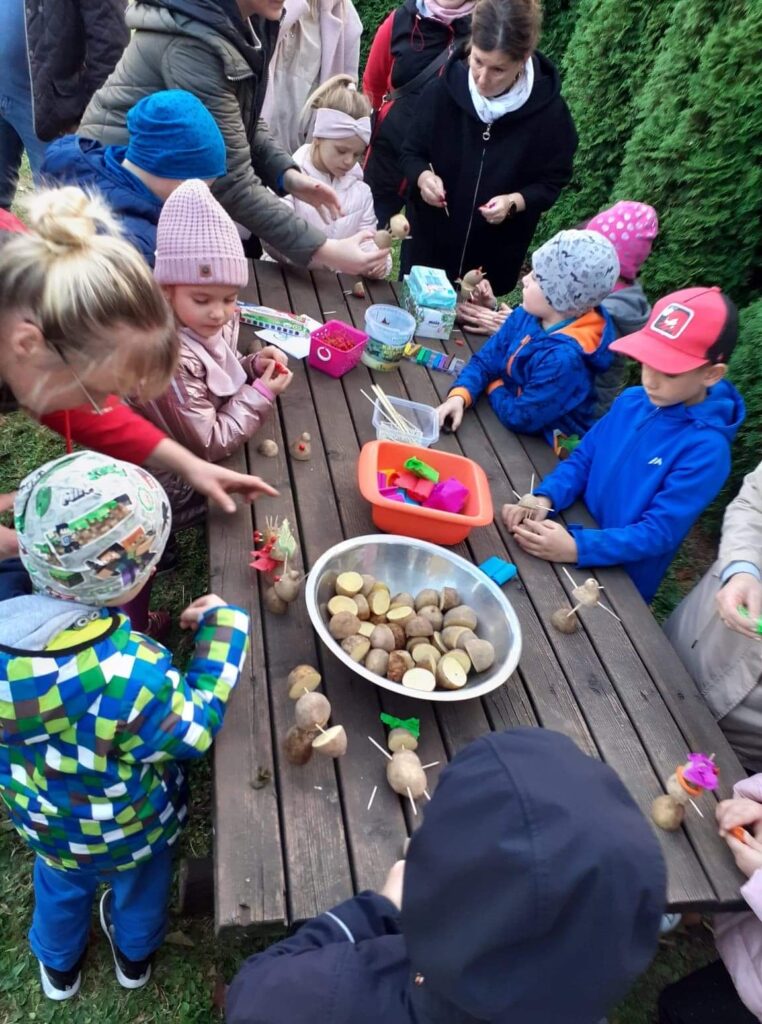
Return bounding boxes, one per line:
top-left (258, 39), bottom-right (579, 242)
top-left (479, 557), bottom-right (517, 585)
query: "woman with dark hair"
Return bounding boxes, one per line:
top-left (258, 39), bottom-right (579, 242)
top-left (399, 0), bottom-right (577, 295)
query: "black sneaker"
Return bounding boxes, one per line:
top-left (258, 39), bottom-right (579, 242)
top-left (99, 889), bottom-right (153, 989)
top-left (38, 950), bottom-right (85, 1001)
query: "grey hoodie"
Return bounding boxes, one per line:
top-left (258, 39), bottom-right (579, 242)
top-left (594, 282), bottom-right (652, 418)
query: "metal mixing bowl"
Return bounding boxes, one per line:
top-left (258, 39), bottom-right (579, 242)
top-left (305, 535), bottom-right (522, 702)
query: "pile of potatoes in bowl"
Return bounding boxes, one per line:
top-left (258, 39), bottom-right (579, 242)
top-left (325, 571), bottom-right (495, 692)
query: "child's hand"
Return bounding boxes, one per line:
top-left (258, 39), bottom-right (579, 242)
top-left (259, 359), bottom-right (294, 396)
top-left (501, 495), bottom-right (552, 532)
top-left (180, 593), bottom-right (227, 630)
top-left (256, 345), bottom-right (288, 369)
top-left (380, 859), bottom-right (406, 910)
top-left (716, 572), bottom-right (762, 640)
top-left (717, 797), bottom-right (762, 839)
top-left (437, 395), bottom-right (466, 431)
top-left (479, 193), bottom-right (525, 225)
top-left (514, 518), bottom-right (578, 563)
top-left (417, 170), bottom-right (447, 209)
top-left (725, 831), bottom-right (762, 879)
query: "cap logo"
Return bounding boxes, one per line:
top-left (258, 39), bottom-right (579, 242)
top-left (651, 302), bottom-right (694, 340)
top-left (199, 264), bottom-right (212, 277)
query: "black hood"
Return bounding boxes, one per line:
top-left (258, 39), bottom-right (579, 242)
top-left (139, 0), bottom-right (270, 67)
top-left (402, 728), bottom-right (666, 1024)
top-left (446, 50), bottom-right (563, 124)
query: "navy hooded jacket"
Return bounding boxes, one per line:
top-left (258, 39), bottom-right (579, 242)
top-left (42, 135), bottom-right (163, 266)
top-left (450, 304), bottom-right (617, 441)
top-left (536, 381), bottom-right (745, 602)
top-left (225, 728), bottom-right (665, 1024)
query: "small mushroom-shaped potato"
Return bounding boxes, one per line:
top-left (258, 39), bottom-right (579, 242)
top-left (443, 605), bottom-right (478, 631)
top-left (412, 643), bottom-right (441, 674)
top-left (358, 621), bottom-right (375, 638)
top-left (360, 574), bottom-right (376, 597)
top-left (387, 605), bottom-right (415, 625)
top-left (264, 586), bottom-right (289, 615)
top-left (273, 569), bottom-right (302, 603)
top-left (336, 571), bottom-right (364, 597)
top-left (414, 588), bottom-right (439, 611)
top-left (417, 605), bottom-right (443, 631)
top-left (390, 592), bottom-right (415, 609)
top-left (405, 615), bottom-right (434, 639)
top-left (341, 635), bottom-right (371, 662)
top-left (327, 595), bottom-right (359, 617)
top-left (387, 751), bottom-right (427, 798)
top-left (370, 624), bottom-right (396, 652)
top-left (354, 593), bottom-right (371, 621)
top-left (295, 692), bottom-right (331, 730)
top-left (389, 213), bottom-right (411, 239)
top-left (402, 667), bottom-right (437, 692)
top-left (454, 629), bottom-right (478, 651)
top-left (436, 654), bottom-right (468, 690)
top-left (387, 727), bottom-right (418, 753)
top-left (447, 649), bottom-right (472, 674)
top-left (329, 610), bottom-right (362, 640)
top-left (312, 724), bottom-right (348, 758)
top-left (438, 587), bottom-right (460, 612)
top-left (441, 625), bottom-right (469, 650)
top-left (388, 622), bottom-right (407, 649)
top-left (370, 589), bottom-right (391, 616)
top-left (651, 795), bottom-right (685, 831)
top-left (551, 608), bottom-right (579, 634)
top-left (387, 649), bottom-right (414, 683)
top-left (464, 638), bottom-right (495, 674)
top-left (365, 649), bottom-right (390, 676)
top-left (287, 664), bottom-right (322, 700)
top-left (283, 725), bottom-right (317, 765)
top-left (257, 438), bottom-right (279, 458)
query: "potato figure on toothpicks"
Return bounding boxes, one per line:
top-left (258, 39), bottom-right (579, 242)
top-left (290, 432), bottom-right (312, 461)
top-left (456, 267), bottom-right (485, 300)
top-left (550, 567), bottom-right (621, 634)
top-left (651, 753), bottom-right (719, 832)
top-left (367, 716), bottom-right (438, 816)
top-left (281, 664), bottom-right (348, 765)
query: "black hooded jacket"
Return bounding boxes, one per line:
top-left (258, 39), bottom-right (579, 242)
top-left (225, 728), bottom-right (665, 1024)
top-left (400, 54), bottom-right (577, 294)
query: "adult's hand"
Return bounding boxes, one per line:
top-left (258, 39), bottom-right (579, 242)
top-left (479, 192), bottom-right (525, 225)
top-left (417, 170), bottom-right (447, 209)
top-left (716, 572), bottom-right (762, 639)
top-left (468, 278), bottom-right (497, 308)
top-left (456, 302), bottom-right (510, 335)
top-left (283, 169), bottom-right (342, 223)
top-left (317, 233), bottom-right (390, 277)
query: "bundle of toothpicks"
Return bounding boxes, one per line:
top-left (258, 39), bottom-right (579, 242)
top-left (361, 385), bottom-right (420, 442)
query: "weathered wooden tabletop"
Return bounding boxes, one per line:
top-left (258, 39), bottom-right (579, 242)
top-left (208, 260), bottom-right (744, 935)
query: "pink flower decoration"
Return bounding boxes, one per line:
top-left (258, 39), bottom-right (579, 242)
top-left (683, 753), bottom-right (719, 791)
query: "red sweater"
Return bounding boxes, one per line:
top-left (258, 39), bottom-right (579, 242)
top-left (0, 210), bottom-right (26, 234)
top-left (42, 398), bottom-right (166, 464)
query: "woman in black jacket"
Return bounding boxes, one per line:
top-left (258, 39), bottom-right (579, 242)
top-left (399, 0), bottom-right (577, 295)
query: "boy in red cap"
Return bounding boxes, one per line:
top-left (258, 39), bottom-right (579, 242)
top-left (501, 286), bottom-right (745, 602)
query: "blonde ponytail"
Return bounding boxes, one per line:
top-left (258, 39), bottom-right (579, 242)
top-left (300, 74), bottom-right (372, 123)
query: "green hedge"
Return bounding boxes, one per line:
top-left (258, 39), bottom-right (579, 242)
top-left (355, 0), bottom-right (396, 72)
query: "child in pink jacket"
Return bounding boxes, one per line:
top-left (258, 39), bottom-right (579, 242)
top-left (659, 775), bottom-right (762, 1023)
top-left (134, 179), bottom-right (293, 462)
top-left (263, 75), bottom-right (391, 277)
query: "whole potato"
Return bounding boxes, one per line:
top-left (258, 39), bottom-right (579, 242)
top-left (443, 605), bottom-right (478, 631)
top-left (329, 610), bottom-right (362, 640)
top-left (405, 615), bottom-right (434, 639)
top-left (370, 624), bottom-right (395, 652)
top-left (387, 649), bottom-right (414, 683)
top-left (387, 752), bottom-right (427, 798)
top-left (417, 605), bottom-right (443, 631)
top-left (295, 692), bottom-right (331, 730)
top-left (283, 725), bottom-right (317, 765)
top-left (365, 649), bottom-right (390, 676)
top-left (414, 589), bottom-right (439, 611)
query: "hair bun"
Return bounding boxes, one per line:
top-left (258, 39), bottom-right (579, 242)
top-left (25, 186), bottom-right (121, 252)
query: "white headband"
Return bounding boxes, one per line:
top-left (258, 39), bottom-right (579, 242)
top-left (313, 107), bottom-right (372, 146)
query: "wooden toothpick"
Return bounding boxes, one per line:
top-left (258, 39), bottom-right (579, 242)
top-left (368, 735), bottom-right (392, 761)
top-left (530, 473), bottom-right (535, 496)
top-left (407, 787), bottom-right (418, 816)
top-left (421, 761), bottom-right (440, 770)
top-left (598, 601), bottom-right (622, 623)
top-left (423, 789), bottom-right (431, 801)
top-left (367, 785), bottom-right (378, 811)
top-left (562, 566), bottom-right (578, 589)
top-left (689, 798), bottom-right (704, 819)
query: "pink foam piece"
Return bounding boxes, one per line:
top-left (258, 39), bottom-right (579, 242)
top-left (379, 485), bottom-right (405, 502)
top-left (408, 477), bottom-right (435, 501)
top-left (423, 477), bottom-right (469, 513)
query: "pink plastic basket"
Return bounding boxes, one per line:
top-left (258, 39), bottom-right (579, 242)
top-left (308, 320), bottom-right (368, 378)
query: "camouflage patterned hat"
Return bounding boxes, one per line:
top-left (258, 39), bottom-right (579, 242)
top-left (14, 452), bottom-right (172, 605)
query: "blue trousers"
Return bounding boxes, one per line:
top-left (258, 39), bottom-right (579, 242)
top-left (0, 71), bottom-right (48, 209)
top-left (0, 557), bottom-right (33, 600)
top-left (29, 847), bottom-right (174, 971)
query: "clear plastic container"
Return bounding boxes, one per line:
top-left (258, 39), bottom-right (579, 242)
top-left (371, 395), bottom-right (440, 448)
top-left (362, 305), bottom-right (417, 371)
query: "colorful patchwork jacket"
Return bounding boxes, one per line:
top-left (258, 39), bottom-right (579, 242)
top-left (0, 603), bottom-right (249, 872)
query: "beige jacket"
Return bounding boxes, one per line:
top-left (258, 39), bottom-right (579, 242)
top-left (665, 463), bottom-right (762, 719)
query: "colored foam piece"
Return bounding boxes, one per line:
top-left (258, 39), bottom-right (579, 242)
top-left (393, 470), bottom-right (421, 491)
top-left (403, 457), bottom-right (440, 482)
top-left (479, 556), bottom-right (517, 586)
top-left (401, 491), bottom-right (422, 505)
top-left (379, 485), bottom-right (405, 502)
top-left (423, 477), bottom-right (469, 513)
top-left (408, 477), bottom-right (435, 502)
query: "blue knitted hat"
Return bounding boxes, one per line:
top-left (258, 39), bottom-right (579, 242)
top-left (125, 91), bottom-right (227, 180)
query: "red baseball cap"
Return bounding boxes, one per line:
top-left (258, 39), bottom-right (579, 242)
top-left (610, 286), bottom-right (737, 373)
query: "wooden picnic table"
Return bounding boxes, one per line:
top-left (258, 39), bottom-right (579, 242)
top-left (208, 260), bottom-right (745, 935)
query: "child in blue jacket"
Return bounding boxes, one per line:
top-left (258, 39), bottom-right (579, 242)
top-left (502, 287), bottom-right (745, 603)
top-left (437, 229), bottom-right (619, 441)
top-left (225, 728), bottom-right (665, 1024)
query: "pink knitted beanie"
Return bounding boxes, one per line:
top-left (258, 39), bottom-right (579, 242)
top-left (586, 201), bottom-right (659, 283)
top-left (154, 179), bottom-right (248, 287)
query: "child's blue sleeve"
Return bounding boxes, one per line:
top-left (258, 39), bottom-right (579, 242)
top-left (534, 418), bottom-right (601, 511)
top-left (485, 346), bottom-right (591, 435)
top-left (571, 440), bottom-right (731, 568)
top-left (116, 606), bottom-right (250, 762)
top-left (449, 319), bottom-right (513, 408)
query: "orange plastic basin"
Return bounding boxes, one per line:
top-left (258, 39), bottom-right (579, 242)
top-left (357, 440), bottom-right (494, 545)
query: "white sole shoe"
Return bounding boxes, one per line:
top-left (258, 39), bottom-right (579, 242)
top-left (99, 890), bottom-right (152, 990)
top-left (38, 961), bottom-right (81, 1001)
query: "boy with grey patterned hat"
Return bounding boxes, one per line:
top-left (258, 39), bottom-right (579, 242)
top-left (437, 229), bottom-right (619, 441)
